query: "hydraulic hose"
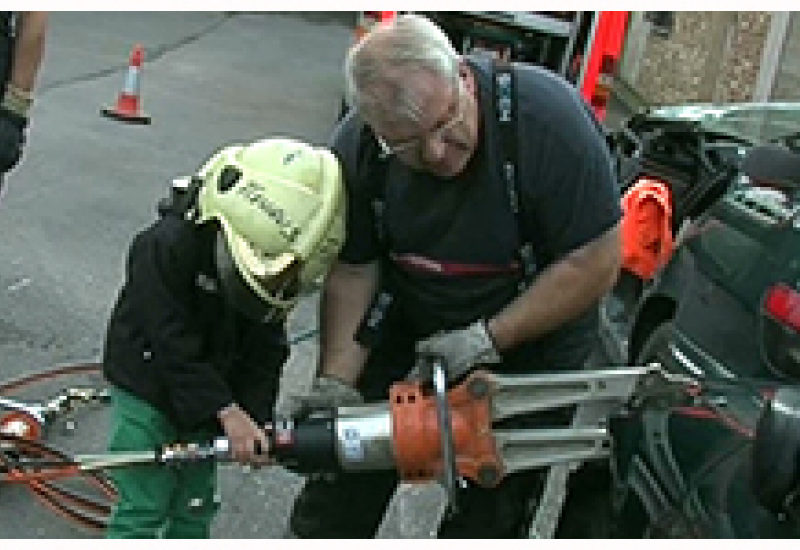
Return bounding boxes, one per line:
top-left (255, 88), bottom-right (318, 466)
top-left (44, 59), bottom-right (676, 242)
top-left (0, 433), bottom-right (116, 533)
top-left (0, 362), bottom-right (103, 396)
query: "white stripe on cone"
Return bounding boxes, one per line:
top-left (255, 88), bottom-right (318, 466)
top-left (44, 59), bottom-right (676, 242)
top-left (123, 67), bottom-right (140, 95)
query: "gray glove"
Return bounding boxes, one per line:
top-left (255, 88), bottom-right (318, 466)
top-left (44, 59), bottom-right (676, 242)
top-left (408, 320), bottom-right (501, 383)
top-left (276, 375), bottom-right (363, 419)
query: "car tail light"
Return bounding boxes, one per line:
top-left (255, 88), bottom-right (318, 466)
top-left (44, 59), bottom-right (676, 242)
top-left (762, 284), bottom-right (800, 380)
top-left (764, 284), bottom-right (800, 334)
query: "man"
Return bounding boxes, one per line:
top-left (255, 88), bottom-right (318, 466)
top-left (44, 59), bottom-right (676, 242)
top-left (102, 137), bottom-right (345, 538)
top-left (0, 12), bottom-right (47, 184)
top-left (282, 14), bottom-right (621, 538)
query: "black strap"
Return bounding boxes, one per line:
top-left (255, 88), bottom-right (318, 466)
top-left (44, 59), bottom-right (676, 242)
top-left (0, 12), bottom-right (13, 38)
top-left (493, 59), bottom-right (537, 292)
top-left (370, 158), bottom-right (390, 251)
top-left (350, 117), bottom-right (391, 251)
top-left (355, 122), bottom-right (393, 349)
top-left (0, 13), bottom-right (14, 93)
top-left (356, 63), bottom-right (541, 346)
top-left (157, 175), bottom-right (203, 220)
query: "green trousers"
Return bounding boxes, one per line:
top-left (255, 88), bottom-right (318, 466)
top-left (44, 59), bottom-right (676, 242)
top-left (105, 387), bottom-right (219, 538)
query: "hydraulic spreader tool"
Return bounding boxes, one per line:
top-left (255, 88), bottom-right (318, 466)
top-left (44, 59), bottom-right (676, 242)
top-left (2, 356), bottom-right (699, 511)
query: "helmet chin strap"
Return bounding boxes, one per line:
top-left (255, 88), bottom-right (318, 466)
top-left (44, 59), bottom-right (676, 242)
top-left (260, 296), bottom-right (290, 324)
top-left (256, 273), bottom-right (295, 324)
top-left (213, 231), bottom-right (296, 324)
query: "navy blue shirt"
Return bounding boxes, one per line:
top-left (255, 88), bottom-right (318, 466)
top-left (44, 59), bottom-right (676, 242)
top-left (331, 55), bottom-right (620, 355)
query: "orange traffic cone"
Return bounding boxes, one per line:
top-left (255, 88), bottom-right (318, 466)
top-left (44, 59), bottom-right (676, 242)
top-left (101, 44), bottom-right (151, 124)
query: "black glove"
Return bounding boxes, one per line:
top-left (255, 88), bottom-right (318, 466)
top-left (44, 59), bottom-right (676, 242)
top-left (276, 375), bottom-right (363, 419)
top-left (0, 107), bottom-right (27, 174)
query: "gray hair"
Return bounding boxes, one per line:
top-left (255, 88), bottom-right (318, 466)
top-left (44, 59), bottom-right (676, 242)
top-left (344, 14), bottom-right (460, 124)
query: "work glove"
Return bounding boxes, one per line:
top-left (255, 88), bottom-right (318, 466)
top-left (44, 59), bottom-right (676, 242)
top-left (276, 375), bottom-right (363, 419)
top-left (408, 320), bottom-right (502, 383)
top-left (0, 107), bottom-right (26, 174)
top-left (217, 403), bottom-right (272, 467)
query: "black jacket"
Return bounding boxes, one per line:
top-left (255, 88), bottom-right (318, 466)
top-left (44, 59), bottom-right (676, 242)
top-left (103, 208), bottom-right (288, 429)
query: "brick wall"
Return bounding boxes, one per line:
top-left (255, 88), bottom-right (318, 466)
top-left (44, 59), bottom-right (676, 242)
top-left (620, 12), bottom-right (772, 105)
top-left (714, 12), bottom-right (771, 102)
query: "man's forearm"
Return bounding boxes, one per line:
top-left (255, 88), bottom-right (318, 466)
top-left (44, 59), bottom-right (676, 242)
top-left (318, 260), bottom-right (379, 385)
top-left (10, 12), bottom-right (48, 93)
top-left (488, 223), bottom-right (621, 351)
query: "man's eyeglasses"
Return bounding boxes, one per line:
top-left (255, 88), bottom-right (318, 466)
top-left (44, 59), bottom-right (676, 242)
top-left (374, 82), bottom-right (464, 159)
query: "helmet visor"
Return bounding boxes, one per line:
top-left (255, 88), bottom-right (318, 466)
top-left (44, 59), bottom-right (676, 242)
top-left (214, 232), bottom-right (301, 323)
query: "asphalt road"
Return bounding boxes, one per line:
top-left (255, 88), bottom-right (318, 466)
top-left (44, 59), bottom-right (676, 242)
top-left (0, 11), bottom-right (447, 539)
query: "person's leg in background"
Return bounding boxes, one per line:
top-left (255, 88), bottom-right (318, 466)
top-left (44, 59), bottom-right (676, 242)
top-left (436, 469), bottom-right (545, 538)
top-left (289, 330), bottom-right (416, 538)
top-left (436, 394), bottom-right (555, 539)
top-left (289, 470), bottom-right (400, 538)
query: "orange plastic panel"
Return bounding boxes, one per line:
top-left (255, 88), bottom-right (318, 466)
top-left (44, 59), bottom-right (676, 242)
top-left (390, 371), bottom-right (504, 487)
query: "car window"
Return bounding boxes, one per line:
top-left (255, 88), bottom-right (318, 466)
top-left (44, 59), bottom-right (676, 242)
top-left (650, 104), bottom-right (800, 146)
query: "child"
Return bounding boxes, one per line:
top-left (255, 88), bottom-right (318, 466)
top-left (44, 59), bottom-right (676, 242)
top-left (102, 137), bottom-right (344, 538)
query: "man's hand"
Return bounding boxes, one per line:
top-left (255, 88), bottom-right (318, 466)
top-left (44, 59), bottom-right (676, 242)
top-left (276, 375), bottom-right (363, 419)
top-left (217, 403), bottom-right (271, 467)
top-left (408, 320), bottom-right (501, 383)
top-left (0, 107), bottom-right (26, 174)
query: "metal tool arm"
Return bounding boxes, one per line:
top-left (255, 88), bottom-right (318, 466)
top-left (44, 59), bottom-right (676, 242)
top-left (482, 365), bottom-right (697, 477)
top-left (489, 365), bottom-right (698, 422)
top-left (494, 427), bottom-right (610, 476)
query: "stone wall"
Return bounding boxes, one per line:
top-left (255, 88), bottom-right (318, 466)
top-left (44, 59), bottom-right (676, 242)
top-left (619, 12), bottom-right (772, 105)
top-left (714, 12), bottom-right (771, 102)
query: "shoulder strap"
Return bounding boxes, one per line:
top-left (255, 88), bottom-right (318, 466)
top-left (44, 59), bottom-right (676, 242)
top-left (356, 121), bottom-right (391, 251)
top-left (157, 175), bottom-right (203, 221)
top-left (492, 59), bottom-right (538, 291)
top-left (0, 13), bottom-right (13, 37)
top-left (354, 120), bottom-right (394, 350)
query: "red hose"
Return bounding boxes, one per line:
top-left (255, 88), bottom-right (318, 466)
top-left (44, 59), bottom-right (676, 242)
top-left (0, 362), bottom-right (103, 396)
top-left (0, 364), bottom-right (116, 533)
top-left (1, 433), bottom-right (117, 532)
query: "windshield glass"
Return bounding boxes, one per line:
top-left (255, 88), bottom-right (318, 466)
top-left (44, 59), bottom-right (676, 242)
top-left (649, 103), bottom-right (800, 146)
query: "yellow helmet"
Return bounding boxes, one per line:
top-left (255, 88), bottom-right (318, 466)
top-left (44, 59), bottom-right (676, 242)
top-left (196, 137), bottom-right (345, 322)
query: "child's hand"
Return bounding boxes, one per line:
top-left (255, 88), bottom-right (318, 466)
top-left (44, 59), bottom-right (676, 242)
top-left (217, 403), bottom-right (271, 466)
